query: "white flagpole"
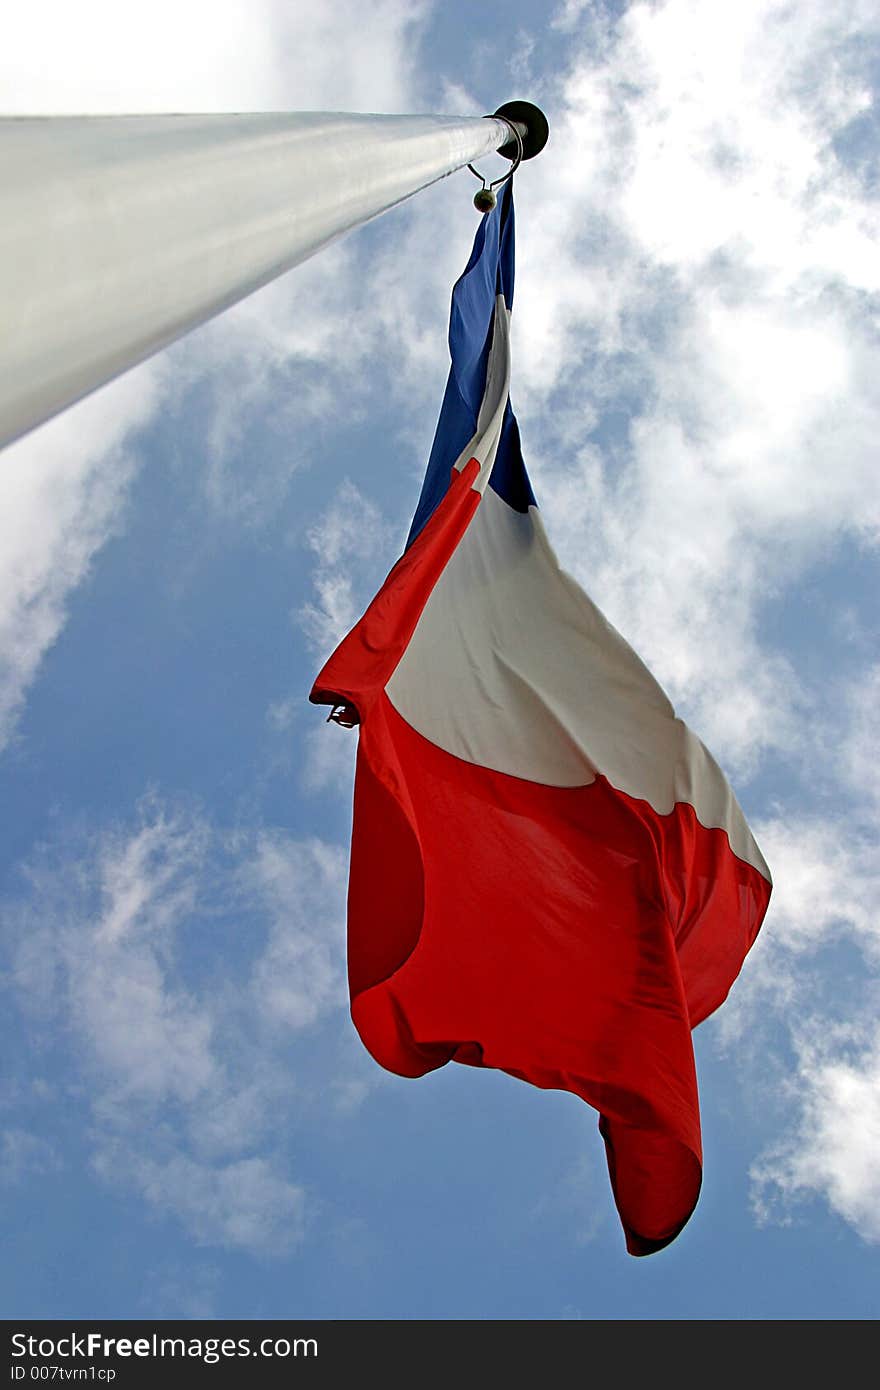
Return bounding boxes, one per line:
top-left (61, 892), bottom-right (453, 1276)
top-left (0, 106), bottom-right (547, 451)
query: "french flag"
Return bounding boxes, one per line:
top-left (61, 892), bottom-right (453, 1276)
top-left (311, 182), bottom-right (772, 1256)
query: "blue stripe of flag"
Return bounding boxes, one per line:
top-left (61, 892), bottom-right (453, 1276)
top-left (406, 182), bottom-right (536, 548)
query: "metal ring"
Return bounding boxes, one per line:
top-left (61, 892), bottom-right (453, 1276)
top-left (467, 117), bottom-right (524, 191)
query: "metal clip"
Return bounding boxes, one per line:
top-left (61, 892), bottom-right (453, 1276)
top-left (468, 117), bottom-right (524, 213)
top-left (327, 703), bottom-right (359, 728)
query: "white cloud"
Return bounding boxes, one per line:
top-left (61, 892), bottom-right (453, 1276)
top-left (712, 665), bottom-right (880, 1243)
top-left (1, 798), bottom-right (350, 1253)
top-left (1, 0), bottom-right (428, 114)
top-left (551, 0), bottom-right (598, 33)
top-left (748, 816), bottom-right (879, 959)
top-left (159, 240), bottom-right (378, 525)
top-left (292, 477), bottom-right (396, 796)
top-left (245, 833), bottom-right (347, 1029)
top-left (298, 479), bottom-right (397, 657)
top-left (507, 0), bottom-right (880, 772)
top-left (751, 1022), bottom-right (880, 1242)
top-left (300, 723), bottom-right (358, 797)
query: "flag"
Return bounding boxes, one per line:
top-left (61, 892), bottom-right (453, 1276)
top-left (310, 182), bottom-right (772, 1255)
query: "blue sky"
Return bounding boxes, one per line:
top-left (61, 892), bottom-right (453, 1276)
top-left (1, 0), bottom-right (878, 1320)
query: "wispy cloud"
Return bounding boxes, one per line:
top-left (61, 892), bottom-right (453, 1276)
top-left (244, 832), bottom-right (347, 1030)
top-left (1, 797), bottom-right (352, 1254)
top-left (298, 479), bottom-right (397, 658)
top-left (713, 663), bottom-right (880, 1241)
top-left (294, 478), bottom-right (397, 795)
top-left (529, 1153), bottom-right (604, 1249)
top-left (0, 1128), bottom-right (61, 1186)
top-left (160, 241), bottom-right (380, 527)
top-left (93, 1146), bottom-right (310, 1257)
top-left (0, 364), bottom-right (162, 753)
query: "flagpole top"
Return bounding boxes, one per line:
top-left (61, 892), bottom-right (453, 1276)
top-left (492, 101), bottom-right (549, 160)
